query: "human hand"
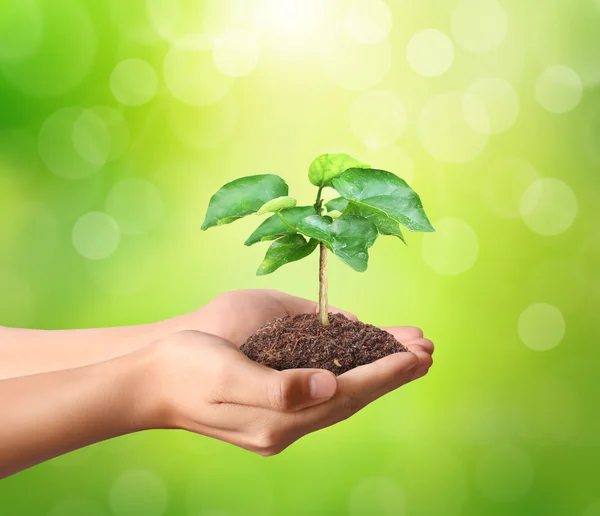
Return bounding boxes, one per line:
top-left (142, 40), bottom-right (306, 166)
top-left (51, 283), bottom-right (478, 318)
top-left (140, 327), bottom-right (433, 456)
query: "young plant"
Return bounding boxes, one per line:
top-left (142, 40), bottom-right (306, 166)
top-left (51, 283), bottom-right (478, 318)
top-left (201, 153), bottom-right (434, 326)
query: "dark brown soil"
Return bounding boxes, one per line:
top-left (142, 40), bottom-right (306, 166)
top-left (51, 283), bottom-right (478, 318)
top-left (240, 313), bottom-right (407, 375)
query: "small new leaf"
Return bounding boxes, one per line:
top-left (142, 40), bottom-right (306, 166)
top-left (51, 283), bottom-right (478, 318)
top-left (308, 153), bottom-right (370, 188)
top-left (332, 168), bottom-right (434, 232)
top-left (257, 235), bottom-right (319, 276)
top-left (201, 174), bottom-right (288, 230)
top-left (297, 213), bottom-right (378, 272)
top-left (245, 206), bottom-right (315, 246)
top-left (256, 196), bottom-right (297, 215)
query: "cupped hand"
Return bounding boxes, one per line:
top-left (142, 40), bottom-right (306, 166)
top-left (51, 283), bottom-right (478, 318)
top-left (143, 327), bottom-right (433, 456)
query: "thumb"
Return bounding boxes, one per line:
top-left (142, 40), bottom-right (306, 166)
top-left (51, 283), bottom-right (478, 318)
top-left (225, 356), bottom-right (338, 412)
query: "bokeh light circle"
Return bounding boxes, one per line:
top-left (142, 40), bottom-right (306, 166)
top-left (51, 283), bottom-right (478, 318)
top-left (422, 218), bottom-right (479, 276)
top-left (519, 178), bottom-right (578, 236)
top-left (535, 66), bottom-right (583, 114)
top-left (72, 212), bottom-right (120, 260)
top-left (105, 178), bottom-right (164, 236)
top-left (349, 477), bottom-right (406, 516)
top-left (38, 107), bottom-right (109, 180)
top-left (344, 0), bottom-right (393, 45)
top-left (466, 77), bottom-right (520, 134)
top-left (0, 0), bottom-right (96, 98)
top-left (110, 58), bottom-right (158, 106)
top-left (0, 0), bottom-right (43, 61)
top-left (451, 0), bottom-right (508, 53)
top-left (109, 469), bottom-right (168, 516)
top-left (164, 35), bottom-right (233, 106)
top-left (475, 445), bottom-right (535, 502)
top-left (349, 91), bottom-right (407, 148)
top-left (91, 106), bottom-right (130, 162)
top-left (518, 303), bottom-right (565, 351)
top-left (406, 29), bottom-right (454, 78)
top-left (320, 23), bottom-right (391, 91)
top-left (47, 498), bottom-right (109, 516)
top-left (168, 96), bottom-right (237, 150)
top-left (212, 29), bottom-right (260, 78)
top-left (418, 91), bottom-right (489, 163)
top-left (481, 157), bottom-right (538, 218)
top-left (360, 146), bottom-right (415, 184)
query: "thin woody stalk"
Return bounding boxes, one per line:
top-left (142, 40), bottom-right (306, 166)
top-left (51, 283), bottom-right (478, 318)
top-left (314, 186), bottom-right (329, 326)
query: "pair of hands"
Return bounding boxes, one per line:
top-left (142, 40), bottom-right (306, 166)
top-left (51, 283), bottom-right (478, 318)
top-left (142, 290), bottom-right (434, 456)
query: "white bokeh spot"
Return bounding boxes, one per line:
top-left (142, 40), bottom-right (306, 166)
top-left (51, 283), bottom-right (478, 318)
top-left (519, 178), bottom-right (578, 236)
top-left (451, 0), bottom-right (508, 53)
top-left (535, 66), bottom-right (583, 114)
top-left (344, 0), bottom-right (393, 45)
top-left (109, 469), bottom-right (168, 516)
top-left (422, 218), bottom-right (479, 276)
top-left (466, 77), bottom-right (520, 134)
top-left (518, 303), bottom-right (565, 351)
top-left (72, 212), bottom-right (120, 260)
top-left (72, 109), bottom-right (111, 166)
top-left (110, 58), bottom-right (158, 107)
top-left (349, 91), bottom-right (407, 148)
top-left (418, 91), bottom-right (489, 163)
top-left (406, 29), bottom-right (454, 78)
top-left (212, 29), bottom-right (260, 78)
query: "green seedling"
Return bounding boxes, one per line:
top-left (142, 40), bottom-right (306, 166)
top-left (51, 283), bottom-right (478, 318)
top-left (201, 153), bottom-right (434, 326)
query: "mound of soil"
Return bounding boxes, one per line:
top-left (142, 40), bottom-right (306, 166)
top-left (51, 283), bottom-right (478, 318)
top-left (240, 313), bottom-right (407, 375)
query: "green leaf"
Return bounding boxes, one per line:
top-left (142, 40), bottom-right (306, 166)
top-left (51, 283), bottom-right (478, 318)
top-left (332, 168), bottom-right (434, 232)
top-left (201, 174), bottom-right (288, 230)
top-left (326, 197), bottom-right (405, 241)
top-left (308, 153), bottom-right (370, 188)
top-left (257, 235), bottom-right (319, 276)
top-left (297, 213), bottom-right (378, 272)
top-left (256, 196), bottom-right (297, 215)
top-left (245, 206), bottom-right (315, 246)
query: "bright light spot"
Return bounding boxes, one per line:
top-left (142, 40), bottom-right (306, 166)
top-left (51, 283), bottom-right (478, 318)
top-left (349, 91), bottom-right (407, 148)
top-left (535, 66), bottom-right (583, 114)
top-left (110, 58), bottom-right (158, 106)
top-left (451, 0), bottom-right (508, 53)
top-left (520, 178), bottom-right (578, 236)
top-left (109, 469), bottom-right (168, 516)
top-left (481, 157), bottom-right (538, 219)
top-left (0, 0), bottom-right (96, 98)
top-left (164, 35), bottom-right (233, 106)
top-left (466, 77), bottom-right (520, 134)
top-left (0, 0), bottom-right (43, 61)
top-left (345, 0), bottom-right (393, 45)
top-left (72, 212), bottom-right (120, 260)
top-left (349, 477), bottom-right (406, 516)
top-left (475, 445), bottom-right (535, 502)
top-left (320, 23), bottom-right (391, 90)
top-left (255, 0), bottom-right (326, 32)
top-left (91, 106), bottom-right (130, 162)
top-left (105, 178), bottom-right (164, 236)
top-left (422, 218), bottom-right (479, 276)
top-left (418, 91), bottom-right (489, 163)
top-left (213, 29), bottom-right (260, 78)
top-left (406, 29), bottom-right (454, 77)
top-left (518, 303), bottom-right (565, 351)
top-left (38, 107), bottom-right (108, 180)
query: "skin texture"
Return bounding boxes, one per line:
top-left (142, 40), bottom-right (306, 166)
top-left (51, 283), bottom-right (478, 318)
top-left (0, 290), bottom-right (434, 479)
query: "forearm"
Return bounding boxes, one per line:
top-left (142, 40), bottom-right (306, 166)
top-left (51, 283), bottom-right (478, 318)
top-left (0, 348), bottom-right (156, 479)
top-left (0, 317), bottom-right (185, 379)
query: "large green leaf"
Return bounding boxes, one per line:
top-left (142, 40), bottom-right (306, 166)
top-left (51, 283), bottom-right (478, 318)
top-left (326, 197), bottom-right (405, 242)
top-left (201, 174), bottom-right (288, 230)
top-left (297, 213), bottom-right (378, 272)
top-left (308, 153), bottom-right (370, 188)
top-left (256, 196), bottom-right (297, 215)
top-left (245, 206), bottom-right (315, 246)
top-left (257, 235), bottom-right (319, 276)
top-left (332, 168), bottom-right (435, 232)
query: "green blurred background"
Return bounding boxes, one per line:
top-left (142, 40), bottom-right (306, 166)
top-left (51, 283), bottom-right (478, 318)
top-left (1, 0), bottom-right (599, 514)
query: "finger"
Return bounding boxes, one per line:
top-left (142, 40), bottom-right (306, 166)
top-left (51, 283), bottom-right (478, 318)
top-left (406, 347), bottom-right (434, 381)
top-left (382, 326), bottom-right (424, 342)
top-left (271, 291), bottom-right (358, 321)
top-left (402, 337), bottom-right (435, 355)
top-left (216, 352), bottom-right (338, 412)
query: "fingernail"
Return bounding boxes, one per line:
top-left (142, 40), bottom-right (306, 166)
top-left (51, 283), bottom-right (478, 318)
top-left (310, 373), bottom-right (337, 399)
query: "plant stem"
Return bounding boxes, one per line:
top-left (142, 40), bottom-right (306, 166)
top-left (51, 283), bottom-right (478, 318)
top-left (318, 242), bottom-right (329, 326)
